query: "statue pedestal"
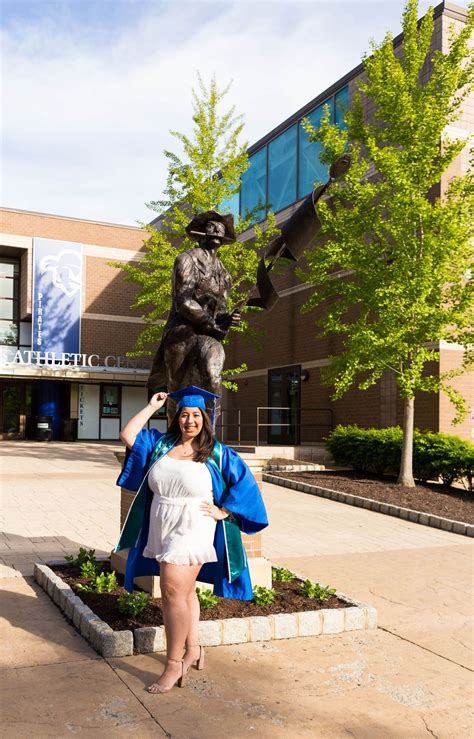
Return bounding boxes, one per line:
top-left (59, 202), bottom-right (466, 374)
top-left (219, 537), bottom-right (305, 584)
top-left (111, 451), bottom-right (272, 596)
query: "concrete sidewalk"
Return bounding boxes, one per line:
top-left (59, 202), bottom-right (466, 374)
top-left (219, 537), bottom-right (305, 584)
top-left (1, 442), bottom-right (473, 737)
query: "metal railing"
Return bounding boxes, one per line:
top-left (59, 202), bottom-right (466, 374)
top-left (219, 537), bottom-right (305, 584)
top-left (216, 406), bottom-right (333, 446)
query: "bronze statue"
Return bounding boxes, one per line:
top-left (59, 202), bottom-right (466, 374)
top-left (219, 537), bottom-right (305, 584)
top-left (146, 211), bottom-right (240, 420)
top-left (147, 155), bottom-right (351, 420)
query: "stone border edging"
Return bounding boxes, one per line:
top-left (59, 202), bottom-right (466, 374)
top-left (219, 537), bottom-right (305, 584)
top-left (34, 562), bottom-right (377, 657)
top-left (266, 464), bottom-right (324, 472)
top-left (264, 473), bottom-right (474, 537)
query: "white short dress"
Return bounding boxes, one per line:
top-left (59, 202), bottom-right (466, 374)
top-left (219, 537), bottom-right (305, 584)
top-left (142, 454), bottom-right (218, 566)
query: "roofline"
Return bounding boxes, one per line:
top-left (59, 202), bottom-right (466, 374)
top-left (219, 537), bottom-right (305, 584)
top-left (248, 1), bottom-right (468, 155)
top-left (0, 206), bottom-right (146, 231)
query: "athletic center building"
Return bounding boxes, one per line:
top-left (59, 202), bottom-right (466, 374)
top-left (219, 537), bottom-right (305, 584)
top-left (0, 210), bottom-right (166, 440)
top-left (1, 1), bottom-right (472, 443)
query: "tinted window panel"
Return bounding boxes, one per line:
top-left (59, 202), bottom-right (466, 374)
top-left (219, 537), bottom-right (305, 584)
top-left (0, 300), bottom-right (18, 320)
top-left (335, 86), bottom-right (349, 127)
top-left (298, 103), bottom-right (330, 199)
top-left (268, 125), bottom-right (297, 213)
top-left (240, 147), bottom-right (267, 221)
top-left (0, 278), bottom-right (18, 299)
top-left (0, 262), bottom-right (19, 278)
top-left (0, 320), bottom-right (19, 345)
top-left (219, 190), bottom-right (240, 223)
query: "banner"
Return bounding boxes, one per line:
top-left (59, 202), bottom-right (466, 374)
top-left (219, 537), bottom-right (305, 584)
top-left (32, 238), bottom-right (83, 354)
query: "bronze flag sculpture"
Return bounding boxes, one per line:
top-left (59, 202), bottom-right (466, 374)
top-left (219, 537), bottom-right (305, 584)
top-left (147, 155), bottom-right (351, 420)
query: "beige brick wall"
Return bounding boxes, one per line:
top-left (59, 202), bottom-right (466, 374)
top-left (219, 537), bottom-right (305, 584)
top-left (0, 208), bottom-right (148, 251)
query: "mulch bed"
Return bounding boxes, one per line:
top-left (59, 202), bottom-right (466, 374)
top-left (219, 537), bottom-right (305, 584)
top-left (269, 470), bottom-right (474, 524)
top-left (52, 562), bottom-right (349, 632)
top-left (266, 457), bottom-right (315, 466)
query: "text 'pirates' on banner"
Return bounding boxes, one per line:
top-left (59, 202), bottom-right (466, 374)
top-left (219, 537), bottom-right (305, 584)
top-left (32, 238), bottom-right (83, 354)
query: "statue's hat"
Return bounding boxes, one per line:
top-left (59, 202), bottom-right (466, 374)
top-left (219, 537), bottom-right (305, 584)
top-left (185, 210), bottom-right (236, 243)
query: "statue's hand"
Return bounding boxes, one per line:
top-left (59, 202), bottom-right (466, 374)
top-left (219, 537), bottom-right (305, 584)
top-left (229, 309), bottom-right (241, 327)
top-left (216, 310), bottom-right (241, 331)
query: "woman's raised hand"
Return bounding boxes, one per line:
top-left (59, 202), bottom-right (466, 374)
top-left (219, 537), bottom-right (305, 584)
top-left (148, 392), bottom-right (168, 410)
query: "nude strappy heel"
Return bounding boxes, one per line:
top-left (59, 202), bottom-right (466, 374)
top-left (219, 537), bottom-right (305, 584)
top-left (147, 658), bottom-right (185, 693)
top-left (186, 644), bottom-right (205, 671)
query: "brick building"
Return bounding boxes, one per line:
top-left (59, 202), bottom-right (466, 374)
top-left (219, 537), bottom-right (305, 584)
top-left (1, 1), bottom-right (471, 445)
top-left (0, 208), bottom-right (166, 440)
top-left (222, 0), bottom-right (473, 446)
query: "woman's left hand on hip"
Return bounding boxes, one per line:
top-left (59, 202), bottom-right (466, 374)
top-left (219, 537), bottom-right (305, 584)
top-left (201, 502), bottom-right (229, 520)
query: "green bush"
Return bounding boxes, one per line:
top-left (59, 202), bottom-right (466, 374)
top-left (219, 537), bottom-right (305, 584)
top-left (117, 591), bottom-right (148, 617)
top-left (76, 570), bottom-right (118, 594)
top-left (326, 425), bottom-right (473, 490)
top-left (196, 587), bottom-right (219, 610)
top-left (272, 567), bottom-right (296, 582)
top-left (80, 560), bottom-right (101, 579)
top-left (253, 586), bottom-right (277, 605)
top-left (65, 548), bottom-right (99, 568)
top-left (299, 580), bottom-right (336, 601)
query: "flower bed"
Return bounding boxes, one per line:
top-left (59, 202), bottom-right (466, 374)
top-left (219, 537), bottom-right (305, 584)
top-left (34, 553), bottom-right (377, 658)
top-left (266, 470), bottom-right (474, 526)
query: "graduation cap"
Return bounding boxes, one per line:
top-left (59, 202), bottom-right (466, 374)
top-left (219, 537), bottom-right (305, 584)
top-left (168, 385), bottom-right (219, 429)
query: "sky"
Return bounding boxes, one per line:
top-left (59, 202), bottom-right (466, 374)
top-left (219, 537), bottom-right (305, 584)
top-left (1, 0), bottom-right (448, 226)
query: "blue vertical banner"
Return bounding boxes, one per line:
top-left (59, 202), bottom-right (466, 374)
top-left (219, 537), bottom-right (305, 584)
top-left (32, 238), bottom-right (83, 354)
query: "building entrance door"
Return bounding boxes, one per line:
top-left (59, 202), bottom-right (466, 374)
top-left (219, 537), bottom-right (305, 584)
top-left (0, 381), bottom-right (32, 439)
top-left (267, 365), bottom-right (301, 445)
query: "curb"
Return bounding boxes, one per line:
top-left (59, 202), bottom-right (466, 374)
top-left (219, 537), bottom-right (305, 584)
top-left (264, 473), bottom-right (474, 537)
top-left (34, 562), bottom-right (377, 657)
top-left (266, 464), bottom-right (325, 472)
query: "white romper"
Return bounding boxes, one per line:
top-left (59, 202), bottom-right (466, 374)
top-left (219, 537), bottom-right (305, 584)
top-left (142, 454), bottom-right (218, 566)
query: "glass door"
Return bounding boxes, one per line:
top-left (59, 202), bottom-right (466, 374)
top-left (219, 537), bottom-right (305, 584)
top-left (267, 366), bottom-right (301, 444)
top-left (0, 381), bottom-right (32, 439)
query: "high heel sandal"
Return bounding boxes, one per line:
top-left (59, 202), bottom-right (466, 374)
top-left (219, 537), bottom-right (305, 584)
top-left (185, 644), bottom-right (205, 671)
top-left (147, 658), bottom-right (185, 694)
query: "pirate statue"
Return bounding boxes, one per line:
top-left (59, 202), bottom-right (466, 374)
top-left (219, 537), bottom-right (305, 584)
top-left (147, 155), bottom-right (352, 421)
top-left (146, 211), bottom-right (239, 420)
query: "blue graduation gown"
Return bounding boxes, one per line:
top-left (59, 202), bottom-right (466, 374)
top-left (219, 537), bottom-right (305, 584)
top-left (114, 429), bottom-right (268, 600)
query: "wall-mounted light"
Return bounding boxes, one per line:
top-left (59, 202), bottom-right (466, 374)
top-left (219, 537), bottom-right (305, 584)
top-left (300, 369), bottom-right (310, 382)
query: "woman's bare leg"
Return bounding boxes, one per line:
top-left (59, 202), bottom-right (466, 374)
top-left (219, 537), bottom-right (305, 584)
top-left (183, 589), bottom-right (201, 672)
top-left (148, 562), bottom-right (201, 693)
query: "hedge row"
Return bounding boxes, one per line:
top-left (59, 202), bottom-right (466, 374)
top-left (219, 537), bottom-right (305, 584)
top-left (326, 425), bottom-right (473, 490)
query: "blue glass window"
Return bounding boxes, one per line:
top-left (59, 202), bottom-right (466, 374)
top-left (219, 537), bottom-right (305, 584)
top-left (298, 103), bottom-right (330, 199)
top-left (240, 147), bottom-right (267, 221)
top-left (219, 190), bottom-right (240, 223)
top-left (335, 86), bottom-right (349, 127)
top-left (267, 125), bottom-right (297, 213)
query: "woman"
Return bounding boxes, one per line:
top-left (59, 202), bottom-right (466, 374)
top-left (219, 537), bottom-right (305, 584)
top-left (116, 385), bottom-right (268, 695)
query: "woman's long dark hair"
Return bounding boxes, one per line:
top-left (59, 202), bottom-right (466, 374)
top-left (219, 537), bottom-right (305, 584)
top-left (167, 407), bottom-right (215, 463)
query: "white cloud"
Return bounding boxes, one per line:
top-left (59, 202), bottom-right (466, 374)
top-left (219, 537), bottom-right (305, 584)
top-left (1, 0), bottom-right (438, 225)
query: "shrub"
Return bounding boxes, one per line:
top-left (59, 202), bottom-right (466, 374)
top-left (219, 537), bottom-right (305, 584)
top-left (196, 587), bottom-right (219, 610)
top-left (326, 425), bottom-right (473, 490)
top-left (272, 567), bottom-right (296, 582)
top-left (299, 580), bottom-right (336, 601)
top-left (252, 586), bottom-right (277, 605)
top-left (76, 570), bottom-right (117, 594)
top-left (65, 548), bottom-right (99, 569)
top-left (80, 560), bottom-right (101, 579)
top-left (117, 591), bottom-right (148, 617)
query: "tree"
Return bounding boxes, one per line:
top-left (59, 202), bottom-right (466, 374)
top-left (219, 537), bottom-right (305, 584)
top-left (111, 75), bottom-right (279, 387)
top-left (300, 0), bottom-right (473, 486)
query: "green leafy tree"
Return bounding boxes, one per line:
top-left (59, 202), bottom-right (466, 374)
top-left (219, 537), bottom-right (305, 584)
top-left (111, 75), bottom-right (279, 386)
top-left (300, 0), bottom-right (473, 486)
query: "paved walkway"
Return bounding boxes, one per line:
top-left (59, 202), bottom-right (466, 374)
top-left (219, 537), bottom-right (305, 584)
top-left (1, 442), bottom-right (473, 737)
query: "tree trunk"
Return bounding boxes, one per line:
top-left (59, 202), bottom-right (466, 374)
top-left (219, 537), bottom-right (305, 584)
top-left (398, 396), bottom-right (416, 487)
